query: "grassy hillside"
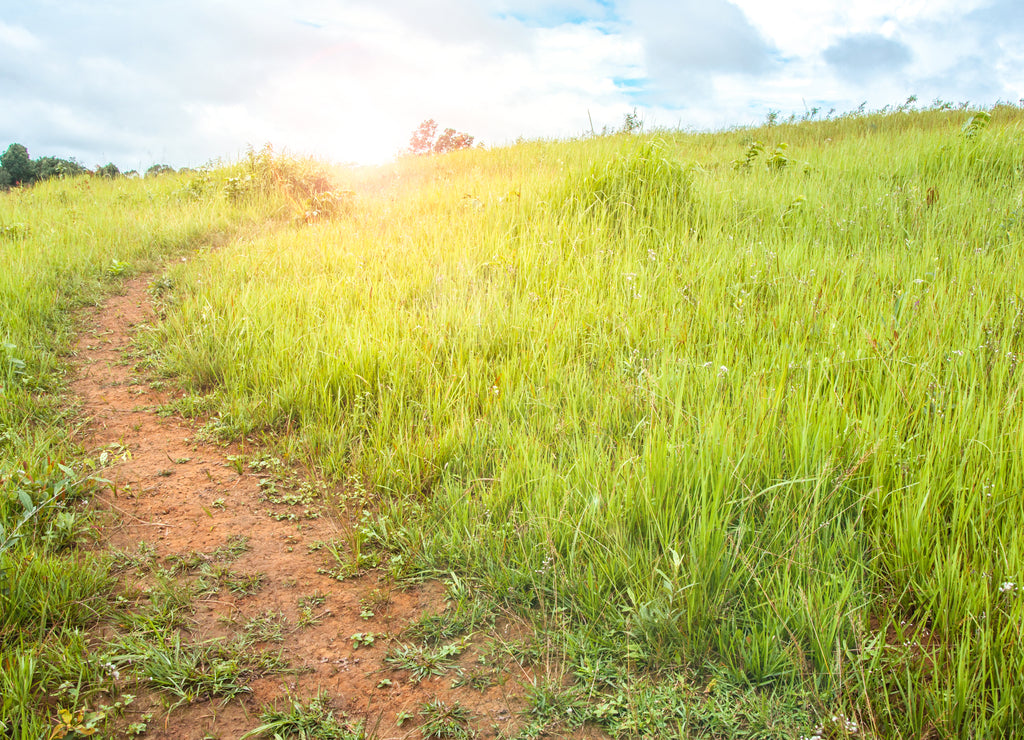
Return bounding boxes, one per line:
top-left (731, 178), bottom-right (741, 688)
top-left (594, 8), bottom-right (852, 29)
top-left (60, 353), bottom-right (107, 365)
top-left (151, 106), bottom-right (1024, 738)
top-left (3, 105), bottom-right (1023, 737)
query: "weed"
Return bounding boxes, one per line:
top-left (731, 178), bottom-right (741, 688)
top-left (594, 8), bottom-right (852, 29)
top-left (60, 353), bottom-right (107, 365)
top-left (106, 258), bottom-right (130, 277)
top-left (244, 610), bottom-right (287, 643)
top-left (212, 534), bottom-right (251, 561)
top-left (360, 588), bottom-right (391, 610)
top-left (385, 642), bottom-right (465, 683)
top-left (298, 606), bottom-right (324, 628)
top-left (523, 678), bottom-right (588, 729)
top-left (451, 668), bottom-right (497, 691)
top-left (109, 541), bottom-right (157, 572)
top-left (164, 549), bottom-right (208, 573)
top-left (419, 699), bottom-right (473, 739)
top-left (242, 693), bottom-right (365, 739)
top-left (349, 632), bottom-right (379, 649)
top-left (222, 571), bottom-right (266, 596)
top-left (298, 590), bottom-right (328, 609)
top-left (111, 632), bottom-right (287, 706)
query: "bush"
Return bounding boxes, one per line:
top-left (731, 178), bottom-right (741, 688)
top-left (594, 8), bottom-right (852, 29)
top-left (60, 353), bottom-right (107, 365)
top-left (35, 156), bottom-right (88, 181)
top-left (0, 144), bottom-right (36, 187)
top-left (94, 163), bottom-right (121, 179)
top-left (146, 163), bottom-right (175, 177)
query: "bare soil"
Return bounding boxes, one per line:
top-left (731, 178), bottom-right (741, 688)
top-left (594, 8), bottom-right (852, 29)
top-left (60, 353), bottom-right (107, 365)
top-left (70, 275), bottom-right (586, 739)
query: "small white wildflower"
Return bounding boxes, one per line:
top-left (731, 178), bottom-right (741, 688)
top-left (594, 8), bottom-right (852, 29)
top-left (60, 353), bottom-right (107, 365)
top-left (718, 365), bottom-right (729, 378)
top-left (1000, 582), bottom-right (1016, 594)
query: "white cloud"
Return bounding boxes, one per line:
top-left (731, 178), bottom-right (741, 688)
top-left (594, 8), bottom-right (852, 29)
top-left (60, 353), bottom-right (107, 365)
top-left (0, 1), bottom-right (1020, 168)
top-left (0, 21), bottom-right (41, 52)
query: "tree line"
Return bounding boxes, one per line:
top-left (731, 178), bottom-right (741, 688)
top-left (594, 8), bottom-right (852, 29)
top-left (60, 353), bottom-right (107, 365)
top-left (0, 143), bottom-right (175, 189)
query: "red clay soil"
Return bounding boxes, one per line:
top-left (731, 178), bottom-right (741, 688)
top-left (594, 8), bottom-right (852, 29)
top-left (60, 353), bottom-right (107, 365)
top-left (70, 275), bottom-right (596, 739)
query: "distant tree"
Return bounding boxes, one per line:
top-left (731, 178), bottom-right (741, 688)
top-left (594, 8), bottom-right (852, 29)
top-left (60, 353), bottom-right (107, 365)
top-left (95, 162), bottom-right (121, 179)
top-left (146, 163), bottom-right (175, 177)
top-left (409, 119), bottom-right (439, 155)
top-left (408, 119), bottom-right (475, 155)
top-left (433, 127), bottom-right (475, 153)
top-left (1, 143), bottom-right (37, 186)
top-left (35, 156), bottom-right (88, 181)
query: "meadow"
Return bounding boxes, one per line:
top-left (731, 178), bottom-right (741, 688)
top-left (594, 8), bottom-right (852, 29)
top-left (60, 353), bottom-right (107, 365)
top-left (3, 105), bottom-right (1024, 737)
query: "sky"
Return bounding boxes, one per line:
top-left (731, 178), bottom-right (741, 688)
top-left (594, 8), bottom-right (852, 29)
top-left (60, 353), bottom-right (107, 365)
top-left (1, 0), bottom-right (1021, 169)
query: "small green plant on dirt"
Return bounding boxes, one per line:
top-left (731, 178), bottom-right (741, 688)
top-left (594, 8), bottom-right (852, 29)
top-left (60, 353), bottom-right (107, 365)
top-left (359, 587), bottom-right (391, 611)
top-left (244, 610), bottom-right (287, 643)
top-left (158, 392), bottom-right (217, 419)
top-left (419, 699), bottom-right (473, 739)
top-left (122, 574), bottom-right (197, 632)
top-left (49, 705), bottom-right (106, 739)
top-left (317, 538), bottom-right (378, 582)
top-left (163, 549), bottom-right (208, 574)
top-left (203, 565), bottom-right (265, 597)
top-left (242, 693), bottom-right (365, 739)
top-left (125, 712), bottom-right (153, 736)
top-left (385, 641), bottom-right (465, 683)
top-left (298, 605), bottom-right (326, 628)
top-left (451, 668), bottom-right (498, 691)
top-left (298, 591), bottom-right (328, 608)
top-left (212, 534), bottom-right (250, 561)
top-left (226, 454), bottom-right (247, 474)
top-left (349, 632), bottom-right (378, 649)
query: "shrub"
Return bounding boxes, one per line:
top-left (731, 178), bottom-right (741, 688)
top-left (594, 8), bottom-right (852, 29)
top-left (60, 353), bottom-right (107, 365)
top-left (146, 163), bottom-right (175, 177)
top-left (94, 163), bottom-right (121, 179)
top-left (35, 156), bottom-right (88, 181)
top-left (0, 144), bottom-right (36, 187)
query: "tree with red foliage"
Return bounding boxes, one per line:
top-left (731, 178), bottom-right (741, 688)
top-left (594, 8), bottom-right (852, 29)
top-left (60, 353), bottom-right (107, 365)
top-left (408, 119), bottom-right (475, 155)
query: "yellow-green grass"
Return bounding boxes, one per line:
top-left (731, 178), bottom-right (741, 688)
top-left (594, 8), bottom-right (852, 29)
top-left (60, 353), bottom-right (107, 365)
top-left (152, 106), bottom-right (1024, 737)
top-left (4, 105), bottom-right (1021, 737)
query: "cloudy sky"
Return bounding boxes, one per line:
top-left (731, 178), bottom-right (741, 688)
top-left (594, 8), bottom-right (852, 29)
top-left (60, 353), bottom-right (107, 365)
top-left (1, 0), bottom-right (1021, 169)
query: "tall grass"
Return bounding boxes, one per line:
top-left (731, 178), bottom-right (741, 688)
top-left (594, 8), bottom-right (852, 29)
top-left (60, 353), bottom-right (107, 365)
top-left (123, 106), bottom-right (1024, 735)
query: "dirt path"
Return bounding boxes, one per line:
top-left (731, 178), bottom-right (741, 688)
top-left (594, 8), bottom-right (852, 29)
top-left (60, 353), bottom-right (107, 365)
top-left (71, 276), bottom-right (537, 739)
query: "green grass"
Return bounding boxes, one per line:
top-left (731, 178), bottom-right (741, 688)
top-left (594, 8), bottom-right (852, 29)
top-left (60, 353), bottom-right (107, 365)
top-left (242, 693), bottom-right (366, 740)
top-left (5, 104), bottom-right (1024, 737)
top-left (148, 104), bottom-right (1024, 738)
